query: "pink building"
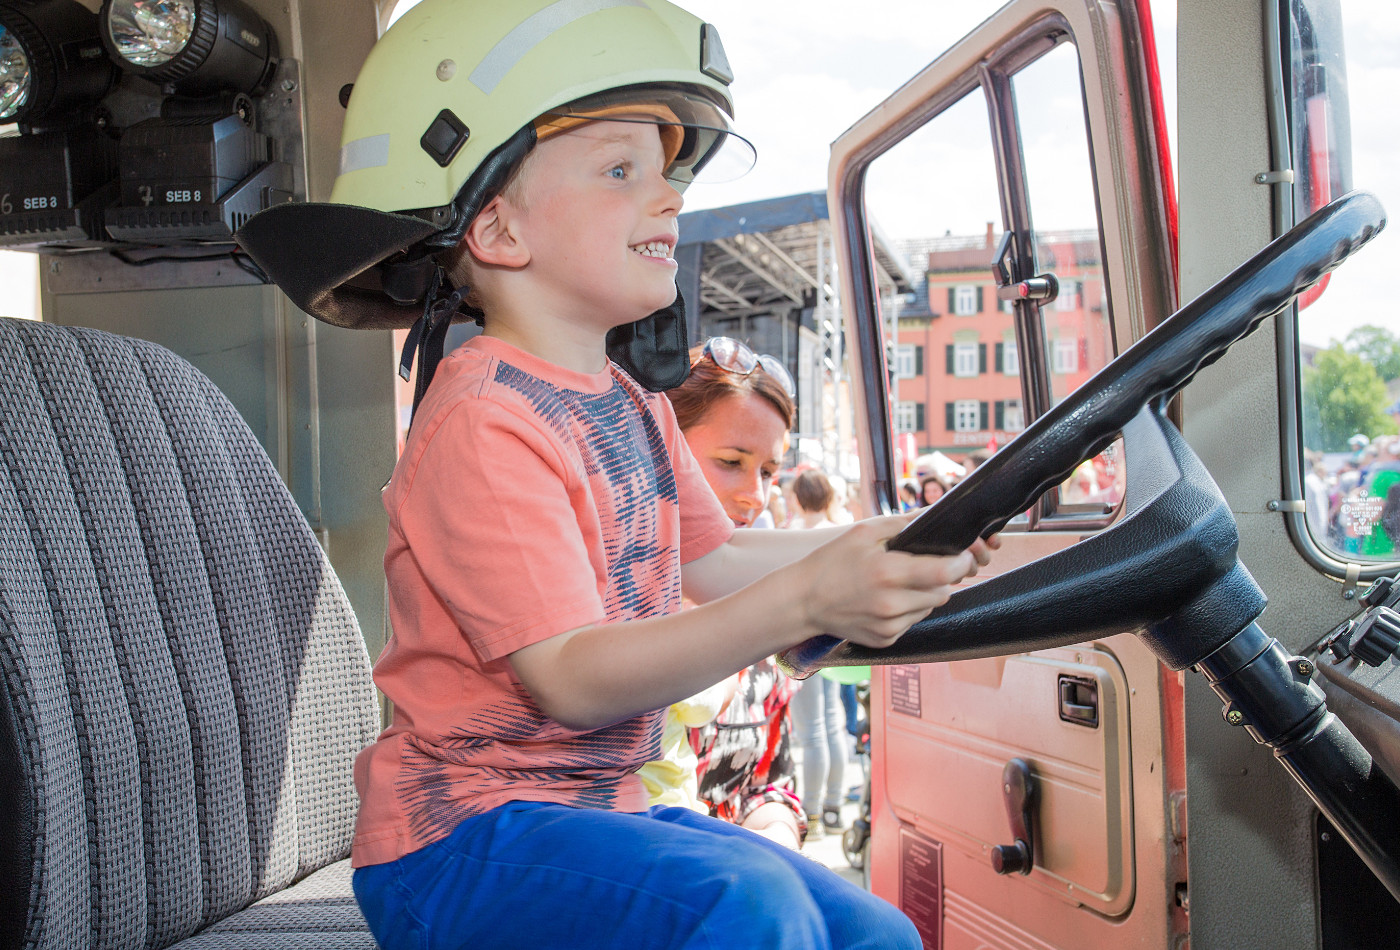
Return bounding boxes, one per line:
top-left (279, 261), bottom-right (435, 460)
top-left (892, 227), bottom-right (1109, 462)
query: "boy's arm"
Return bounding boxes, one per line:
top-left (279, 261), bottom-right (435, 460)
top-left (510, 514), bottom-right (986, 732)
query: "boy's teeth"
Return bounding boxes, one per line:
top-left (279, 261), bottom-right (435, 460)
top-left (632, 242), bottom-right (671, 258)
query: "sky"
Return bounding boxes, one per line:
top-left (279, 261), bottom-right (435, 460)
top-left (2, 0), bottom-right (1394, 349)
top-left (670, 0), bottom-right (1174, 225)
top-left (676, 0), bottom-right (1394, 350)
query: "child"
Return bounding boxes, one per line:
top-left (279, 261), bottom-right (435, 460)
top-left (237, 2), bottom-right (990, 947)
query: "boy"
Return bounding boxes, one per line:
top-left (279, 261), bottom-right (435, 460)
top-left (237, 2), bottom-right (991, 947)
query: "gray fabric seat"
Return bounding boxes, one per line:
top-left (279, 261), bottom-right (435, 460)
top-left (0, 317), bottom-right (380, 949)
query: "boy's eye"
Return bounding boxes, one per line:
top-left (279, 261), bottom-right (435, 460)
top-left (607, 163), bottom-right (629, 180)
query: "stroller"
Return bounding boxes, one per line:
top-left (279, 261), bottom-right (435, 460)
top-left (839, 678), bottom-right (873, 877)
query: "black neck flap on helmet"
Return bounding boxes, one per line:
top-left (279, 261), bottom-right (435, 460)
top-left (236, 124), bottom-right (689, 415)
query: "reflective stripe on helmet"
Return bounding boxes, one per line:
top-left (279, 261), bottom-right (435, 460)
top-left (339, 133), bottom-right (391, 176)
top-left (471, 0), bottom-right (648, 94)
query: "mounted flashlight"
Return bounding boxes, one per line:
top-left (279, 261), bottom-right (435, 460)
top-left (93, 0), bottom-right (292, 244)
top-left (98, 0), bottom-right (278, 97)
top-left (0, 0), bottom-right (117, 126)
top-left (0, 0), bottom-right (295, 250)
top-left (0, 0), bottom-right (120, 248)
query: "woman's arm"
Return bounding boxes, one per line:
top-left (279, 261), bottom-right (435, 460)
top-left (678, 521), bottom-right (850, 604)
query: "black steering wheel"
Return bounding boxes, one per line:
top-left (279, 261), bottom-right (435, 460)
top-left (778, 191), bottom-right (1387, 678)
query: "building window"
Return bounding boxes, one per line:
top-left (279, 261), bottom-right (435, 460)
top-left (1053, 337), bottom-right (1079, 374)
top-left (894, 343), bottom-right (920, 379)
top-left (1003, 400), bottom-right (1024, 431)
top-left (896, 401), bottom-right (924, 433)
top-left (1003, 338), bottom-right (1018, 375)
top-left (994, 400), bottom-right (1024, 433)
top-left (1055, 279), bottom-right (1080, 311)
top-left (951, 284), bottom-right (982, 316)
top-left (953, 342), bottom-right (979, 377)
top-left (953, 399), bottom-right (981, 432)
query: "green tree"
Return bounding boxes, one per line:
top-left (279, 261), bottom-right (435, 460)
top-left (1344, 324), bottom-right (1400, 382)
top-left (1302, 344), bottom-right (1397, 452)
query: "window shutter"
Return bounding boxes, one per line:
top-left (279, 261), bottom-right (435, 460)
top-left (995, 342), bottom-right (1003, 373)
top-left (978, 343), bottom-right (987, 374)
top-left (995, 400), bottom-right (1005, 430)
top-left (945, 344), bottom-right (955, 375)
top-left (915, 403), bottom-right (925, 432)
top-left (945, 402), bottom-right (955, 431)
top-left (915, 345), bottom-right (923, 377)
top-left (976, 286), bottom-right (984, 312)
top-left (947, 287), bottom-right (956, 313)
top-left (979, 401), bottom-right (989, 430)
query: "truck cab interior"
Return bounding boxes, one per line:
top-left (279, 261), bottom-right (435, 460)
top-left (0, 1), bottom-right (1396, 948)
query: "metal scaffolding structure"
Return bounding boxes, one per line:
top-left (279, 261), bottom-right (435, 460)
top-left (676, 192), bottom-right (910, 476)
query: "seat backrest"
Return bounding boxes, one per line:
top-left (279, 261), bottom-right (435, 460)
top-left (0, 317), bottom-right (379, 950)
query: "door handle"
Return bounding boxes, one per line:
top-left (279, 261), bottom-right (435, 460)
top-left (1058, 674), bottom-right (1100, 727)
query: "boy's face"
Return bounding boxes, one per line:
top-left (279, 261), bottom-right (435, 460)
top-left (509, 118), bottom-right (683, 330)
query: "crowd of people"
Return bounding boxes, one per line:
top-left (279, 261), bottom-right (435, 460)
top-left (1307, 435), bottom-right (1400, 559)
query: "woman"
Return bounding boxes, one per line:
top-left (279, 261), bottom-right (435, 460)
top-left (919, 472), bottom-right (949, 506)
top-left (639, 337), bottom-right (807, 848)
top-left (786, 467), bottom-right (853, 839)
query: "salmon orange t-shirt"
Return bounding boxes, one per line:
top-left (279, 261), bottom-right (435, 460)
top-left (351, 336), bottom-right (733, 868)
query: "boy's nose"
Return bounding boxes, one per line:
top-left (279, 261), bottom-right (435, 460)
top-left (651, 169), bottom-right (683, 214)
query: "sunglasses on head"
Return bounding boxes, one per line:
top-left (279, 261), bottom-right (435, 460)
top-left (696, 337), bottom-right (796, 396)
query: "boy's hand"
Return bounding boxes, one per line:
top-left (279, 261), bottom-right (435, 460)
top-left (793, 514), bottom-right (993, 650)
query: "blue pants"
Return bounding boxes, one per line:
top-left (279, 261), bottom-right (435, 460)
top-left (352, 801), bottom-right (919, 950)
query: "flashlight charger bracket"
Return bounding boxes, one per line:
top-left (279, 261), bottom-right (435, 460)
top-left (0, 122), bottom-right (121, 249)
top-left (102, 93), bottom-right (291, 243)
top-left (106, 153), bottom-right (291, 243)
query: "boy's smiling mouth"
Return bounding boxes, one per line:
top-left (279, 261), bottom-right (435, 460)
top-left (630, 240), bottom-right (676, 261)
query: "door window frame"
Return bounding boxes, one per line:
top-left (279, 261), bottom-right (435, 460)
top-left (828, 0), bottom-right (1176, 528)
top-left (1268, 0), bottom-right (1398, 580)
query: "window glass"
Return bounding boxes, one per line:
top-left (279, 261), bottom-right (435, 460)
top-left (953, 341), bottom-right (979, 377)
top-left (895, 344), bottom-right (917, 379)
top-left (1052, 337), bottom-right (1078, 375)
top-left (1003, 400), bottom-right (1024, 432)
top-left (862, 39), bottom-right (1128, 520)
top-left (896, 401), bottom-right (920, 433)
top-left (954, 400), bottom-right (982, 433)
top-left (1014, 43), bottom-right (1114, 403)
top-left (1013, 41), bottom-right (1122, 513)
top-left (1290, 0), bottom-right (1399, 562)
top-left (864, 87), bottom-right (1010, 477)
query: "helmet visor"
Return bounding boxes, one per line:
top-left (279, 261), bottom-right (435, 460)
top-left (538, 87), bottom-right (755, 189)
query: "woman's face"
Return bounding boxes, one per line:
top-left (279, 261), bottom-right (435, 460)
top-left (922, 479), bottom-right (944, 505)
top-left (682, 393), bottom-right (789, 527)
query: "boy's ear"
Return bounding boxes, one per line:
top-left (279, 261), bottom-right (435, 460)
top-left (465, 195), bottom-right (530, 268)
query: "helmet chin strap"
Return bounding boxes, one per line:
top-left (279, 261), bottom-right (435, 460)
top-left (398, 271), bottom-right (690, 424)
top-left (398, 265), bottom-right (467, 418)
